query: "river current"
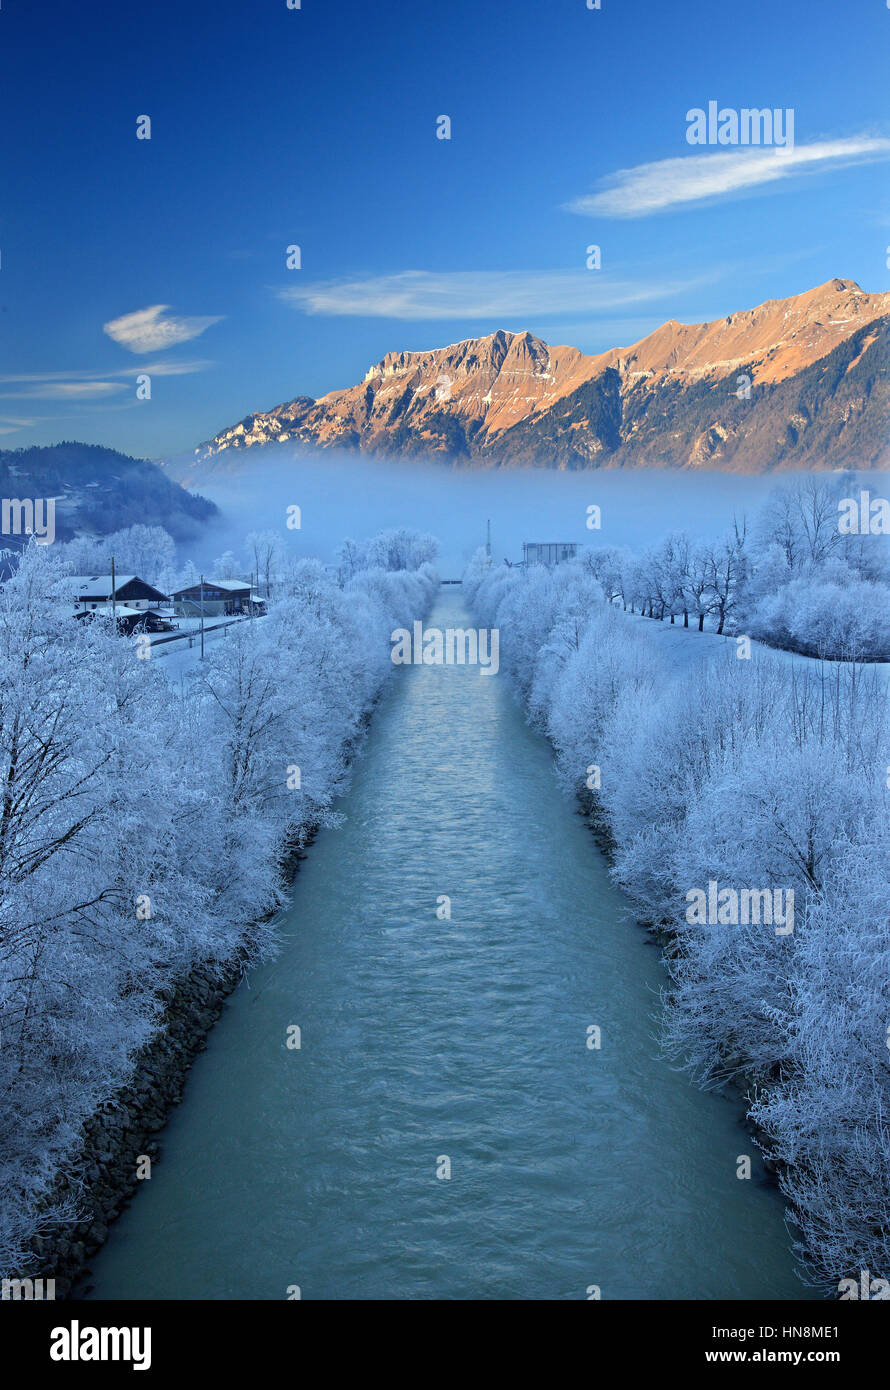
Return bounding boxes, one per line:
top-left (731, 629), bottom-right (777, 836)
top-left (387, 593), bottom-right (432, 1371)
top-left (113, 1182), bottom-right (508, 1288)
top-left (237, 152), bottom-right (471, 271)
top-left (87, 589), bottom-right (810, 1300)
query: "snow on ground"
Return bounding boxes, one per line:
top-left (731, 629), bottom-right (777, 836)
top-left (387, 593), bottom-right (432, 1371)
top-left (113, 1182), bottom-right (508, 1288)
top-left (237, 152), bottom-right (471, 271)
top-left (149, 615), bottom-right (268, 686)
top-left (625, 610), bottom-right (890, 689)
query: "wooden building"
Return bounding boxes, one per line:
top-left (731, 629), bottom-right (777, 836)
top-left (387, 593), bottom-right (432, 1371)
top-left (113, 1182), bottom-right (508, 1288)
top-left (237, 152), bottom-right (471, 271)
top-left (170, 579), bottom-right (263, 617)
top-left (73, 574), bottom-right (170, 611)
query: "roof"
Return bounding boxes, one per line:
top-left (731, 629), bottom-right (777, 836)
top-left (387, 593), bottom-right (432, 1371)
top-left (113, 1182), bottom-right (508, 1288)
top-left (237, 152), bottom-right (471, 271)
top-left (73, 574), bottom-right (137, 596)
top-left (172, 578), bottom-right (251, 594)
top-left (72, 574), bottom-right (168, 599)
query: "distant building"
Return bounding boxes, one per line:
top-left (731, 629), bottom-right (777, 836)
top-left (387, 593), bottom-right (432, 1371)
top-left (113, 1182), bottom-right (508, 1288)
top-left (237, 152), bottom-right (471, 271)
top-left (170, 579), bottom-right (263, 617)
top-left (72, 575), bottom-right (170, 612)
top-left (522, 542), bottom-right (578, 567)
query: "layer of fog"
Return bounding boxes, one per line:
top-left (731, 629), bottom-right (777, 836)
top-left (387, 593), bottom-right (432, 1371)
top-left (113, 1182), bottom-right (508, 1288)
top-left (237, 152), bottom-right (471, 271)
top-left (185, 447), bottom-right (887, 577)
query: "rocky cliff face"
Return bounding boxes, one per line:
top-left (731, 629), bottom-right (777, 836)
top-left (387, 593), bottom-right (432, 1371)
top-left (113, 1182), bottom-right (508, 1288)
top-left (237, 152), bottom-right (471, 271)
top-left (183, 280), bottom-right (890, 477)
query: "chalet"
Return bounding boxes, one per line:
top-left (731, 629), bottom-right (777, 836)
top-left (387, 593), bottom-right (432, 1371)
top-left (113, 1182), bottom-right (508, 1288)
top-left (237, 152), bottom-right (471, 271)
top-left (522, 542), bottom-right (578, 567)
top-left (170, 579), bottom-right (264, 617)
top-left (72, 575), bottom-right (170, 612)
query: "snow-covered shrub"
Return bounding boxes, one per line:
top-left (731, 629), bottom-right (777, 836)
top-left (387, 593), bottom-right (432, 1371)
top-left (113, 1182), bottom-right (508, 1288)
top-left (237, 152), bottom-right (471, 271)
top-left (747, 573), bottom-right (890, 660)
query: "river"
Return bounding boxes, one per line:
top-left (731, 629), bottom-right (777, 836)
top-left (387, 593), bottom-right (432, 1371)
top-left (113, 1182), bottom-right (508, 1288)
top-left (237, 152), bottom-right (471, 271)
top-left (86, 588), bottom-right (811, 1300)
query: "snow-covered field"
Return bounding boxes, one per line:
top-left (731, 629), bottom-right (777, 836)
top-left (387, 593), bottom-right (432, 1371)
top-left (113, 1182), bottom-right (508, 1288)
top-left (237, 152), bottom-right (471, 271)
top-left (625, 609), bottom-right (890, 687)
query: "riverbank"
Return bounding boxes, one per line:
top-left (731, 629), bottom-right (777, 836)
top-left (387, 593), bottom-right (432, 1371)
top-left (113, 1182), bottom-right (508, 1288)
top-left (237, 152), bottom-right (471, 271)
top-left (22, 955), bottom-right (245, 1299)
top-left (464, 553), bottom-right (889, 1292)
top-left (575, 786), bottom-right (785, 1183)
top-left (1, 546), bottom-right (439, 1296)
top-left (12, 818), bottom-right (326, 1300)
top-left (13, 661), bottom-right (422, 1298)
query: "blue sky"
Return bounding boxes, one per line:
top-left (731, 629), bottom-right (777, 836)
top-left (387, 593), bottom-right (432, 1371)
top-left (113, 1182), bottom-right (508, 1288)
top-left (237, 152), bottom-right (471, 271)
top-left (1, 0), bottom-right (888, 459)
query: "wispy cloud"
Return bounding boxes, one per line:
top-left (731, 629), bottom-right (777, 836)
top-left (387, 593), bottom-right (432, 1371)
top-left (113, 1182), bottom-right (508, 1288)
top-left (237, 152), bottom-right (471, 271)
top-left (0, 381), bottom-right (127, 401)
top-left (103, 304), bottom-right (222, 352)
top-left (0, 360), bottom-right (212, 402)
top-left (278, 269), bottom-right (716, 320)
top-left (116, 359), bottom-right (212, 378)
top-left (565, 135), bottom-right (890, 218)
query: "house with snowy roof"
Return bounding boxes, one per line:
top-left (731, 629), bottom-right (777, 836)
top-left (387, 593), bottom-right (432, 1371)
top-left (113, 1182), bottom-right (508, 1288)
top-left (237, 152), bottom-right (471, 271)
top-left (72, 574), bottom-right (170, 612)
top-left (170, 578), bottom-right (264, 617)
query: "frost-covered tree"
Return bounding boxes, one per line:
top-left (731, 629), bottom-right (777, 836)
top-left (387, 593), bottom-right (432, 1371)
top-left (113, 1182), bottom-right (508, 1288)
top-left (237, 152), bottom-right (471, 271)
top-left (246, 530), bottom-right (282, 597)
top-left (212, 550), bottom-right (243, 580)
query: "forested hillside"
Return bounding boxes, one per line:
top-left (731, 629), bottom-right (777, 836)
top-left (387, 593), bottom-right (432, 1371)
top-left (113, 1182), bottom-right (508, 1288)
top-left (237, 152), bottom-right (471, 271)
top-left (0, 442), bottom-right (216, 546)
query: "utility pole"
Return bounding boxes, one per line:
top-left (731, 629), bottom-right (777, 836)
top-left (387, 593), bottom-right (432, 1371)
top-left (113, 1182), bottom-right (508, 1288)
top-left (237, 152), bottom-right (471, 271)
top-left (199, 574), bottom-right (205, 660)
top-left (111, 555), bottom-right (116, 629)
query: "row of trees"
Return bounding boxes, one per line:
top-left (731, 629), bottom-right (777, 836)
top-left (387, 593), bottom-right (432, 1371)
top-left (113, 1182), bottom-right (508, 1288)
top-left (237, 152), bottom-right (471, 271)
top-left (56, 524), bottom-right (441, 604)
top-left (56, 525), bottom-right (177, 589)
top-left (578, 475), bottom-right (890, 660)
top-left (0, 535), bottom-right (438, 1274)
top-left (580, 527), bottom-right (749, 634)
top-left (57, 525), bottom-right (302, 598)
top-left (465, 547), bottom-right (890, 1290)
top-left (336, 529), bottom-right (440, 580)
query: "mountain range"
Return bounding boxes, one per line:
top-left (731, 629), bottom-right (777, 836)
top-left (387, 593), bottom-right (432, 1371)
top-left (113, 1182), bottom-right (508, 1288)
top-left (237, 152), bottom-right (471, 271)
top-left (177, 279), bottom-right (890, 479)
